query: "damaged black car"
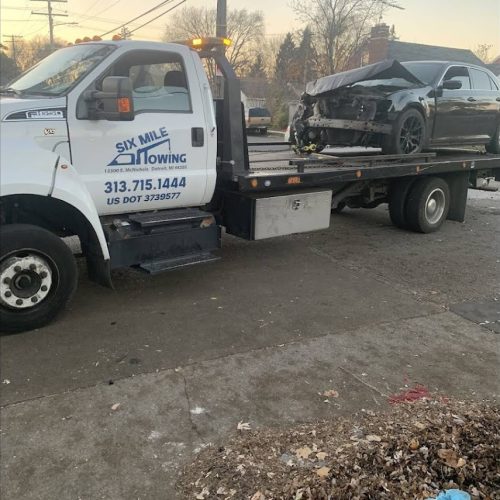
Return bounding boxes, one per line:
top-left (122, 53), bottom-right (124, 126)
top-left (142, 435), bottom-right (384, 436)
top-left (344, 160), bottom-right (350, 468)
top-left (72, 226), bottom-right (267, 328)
top-left (291, 59), bottom-right (500, 155)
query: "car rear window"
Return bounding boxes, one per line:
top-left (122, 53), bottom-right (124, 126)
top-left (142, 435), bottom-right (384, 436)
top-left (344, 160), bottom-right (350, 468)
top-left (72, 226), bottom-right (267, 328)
top-left (470, 68), bottom-right (494, 90)
top-left (249, 108), bottom-right (271, 117)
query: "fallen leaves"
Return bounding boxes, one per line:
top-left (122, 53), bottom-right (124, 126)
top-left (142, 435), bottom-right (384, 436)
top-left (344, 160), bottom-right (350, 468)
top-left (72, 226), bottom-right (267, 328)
top-left (295, 446), bottom-right (312, 460)
top-left (437, 449), bottom-right (467, 468)
top-left (110, 403), bottom-right (120, 411)
top-left (179, 399), bottom-right (499, 500)
top-left (315, 466), bottom-right (330, 478)
top-left (237, 421), bottom-right (251, 431)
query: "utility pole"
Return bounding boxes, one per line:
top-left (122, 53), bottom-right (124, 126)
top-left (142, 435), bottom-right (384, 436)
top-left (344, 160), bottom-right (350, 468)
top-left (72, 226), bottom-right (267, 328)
top-left (2, 35), bottom-right (23, 67)
top-left (30, 0), bottom-right (68, 48)
top-left (215, 0), bottom-right (227, 98)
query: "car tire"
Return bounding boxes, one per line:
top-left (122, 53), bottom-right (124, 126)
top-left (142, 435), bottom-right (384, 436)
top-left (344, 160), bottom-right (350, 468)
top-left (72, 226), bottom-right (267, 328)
top-left (485, 123), bottom-right (500, 154)
top-left (382, 108), bottom-right (426, 155)
top-left (405, 177), bottom-right (450, 233)
top-left (0, 224), bottom-right (78, 333)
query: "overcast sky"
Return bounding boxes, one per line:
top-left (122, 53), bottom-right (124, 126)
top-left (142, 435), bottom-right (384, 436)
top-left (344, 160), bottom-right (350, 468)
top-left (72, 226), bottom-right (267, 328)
top-left (1, 0), bottom-right (499, 56)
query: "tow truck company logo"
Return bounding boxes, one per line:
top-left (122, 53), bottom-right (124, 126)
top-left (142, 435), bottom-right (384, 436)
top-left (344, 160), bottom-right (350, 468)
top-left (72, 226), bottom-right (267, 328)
top-left (108, 126), bottom-right (187, 167)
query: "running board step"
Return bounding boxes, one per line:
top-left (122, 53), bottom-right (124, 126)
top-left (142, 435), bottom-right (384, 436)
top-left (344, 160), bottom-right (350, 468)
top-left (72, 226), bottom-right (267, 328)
top-left (137, 252), bottom-right (220, 274)
top-left (129, 208), bottom-right (213, 228)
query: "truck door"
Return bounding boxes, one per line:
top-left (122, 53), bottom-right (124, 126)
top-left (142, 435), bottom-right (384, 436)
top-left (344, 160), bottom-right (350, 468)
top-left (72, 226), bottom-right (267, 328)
top-left (432, 65), bottom-right (479, 143)
top-left (67, 47), bottom-right (215, 215)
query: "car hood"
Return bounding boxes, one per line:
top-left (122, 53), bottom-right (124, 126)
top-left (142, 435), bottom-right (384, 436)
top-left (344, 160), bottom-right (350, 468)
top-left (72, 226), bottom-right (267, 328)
top-left (305, 59), bottom-right (423, 96)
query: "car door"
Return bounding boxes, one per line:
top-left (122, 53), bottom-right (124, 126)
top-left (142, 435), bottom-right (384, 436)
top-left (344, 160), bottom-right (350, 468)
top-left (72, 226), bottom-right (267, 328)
top-left (432, 65), bottom-right (479, 143)
top-left (469, 67), bottom-right (500, 141)
top-left (67, 46), bottom-right (211, 215)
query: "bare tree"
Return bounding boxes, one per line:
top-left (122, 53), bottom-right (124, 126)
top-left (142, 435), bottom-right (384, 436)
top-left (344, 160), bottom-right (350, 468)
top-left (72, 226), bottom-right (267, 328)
top-left (474, 43), bottom-right (493, 63)
top-left (290, 0), bottom-right (401, 74)
top-left (163, 7), bottom-right (265, 77)
top-left (15, 36), bottom-right (66, 72)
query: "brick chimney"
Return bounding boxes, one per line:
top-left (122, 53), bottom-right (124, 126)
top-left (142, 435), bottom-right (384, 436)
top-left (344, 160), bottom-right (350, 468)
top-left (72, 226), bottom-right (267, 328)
top-left (368, 23), bottom-right (390, 64)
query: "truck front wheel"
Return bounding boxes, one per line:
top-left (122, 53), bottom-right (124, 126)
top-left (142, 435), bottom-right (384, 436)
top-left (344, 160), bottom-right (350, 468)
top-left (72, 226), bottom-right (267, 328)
top-left (0, 224), bottom-right (77, 333)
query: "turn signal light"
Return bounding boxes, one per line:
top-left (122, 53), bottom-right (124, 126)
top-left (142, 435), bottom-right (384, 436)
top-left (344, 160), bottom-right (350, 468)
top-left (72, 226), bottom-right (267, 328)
top-left (117, 98), bottom-right (131, 113)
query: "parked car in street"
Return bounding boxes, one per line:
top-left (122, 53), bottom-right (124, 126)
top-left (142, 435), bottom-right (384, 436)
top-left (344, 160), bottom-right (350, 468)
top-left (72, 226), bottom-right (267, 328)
top-left (245, 107), bottom-right (272, 135)
top-left (291, 59), bottom-right (500, 155)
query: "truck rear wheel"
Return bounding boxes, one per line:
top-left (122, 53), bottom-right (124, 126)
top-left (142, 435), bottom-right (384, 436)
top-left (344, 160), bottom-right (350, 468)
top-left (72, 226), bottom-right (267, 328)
top-left (0, 224), bottom-right (77, 333)
top-left (405, 177), bottom-right (450, 233)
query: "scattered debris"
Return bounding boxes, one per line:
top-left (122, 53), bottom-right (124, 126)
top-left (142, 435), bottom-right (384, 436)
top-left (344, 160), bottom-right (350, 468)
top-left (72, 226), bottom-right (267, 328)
top-left (2, 379), bottom-right (11, 385)
top-left (237, 421), bottom-right (251, 431)
top-left (321, 389), bottom-right (339, 398)
top-left (191, 407), bottom-right (207, 415)
top-left (178, 399), bottom-right (499, 499)
top-left (110, 403), bottom-right (120, 411)
top-left (389, 383), bottom-right (431, 403)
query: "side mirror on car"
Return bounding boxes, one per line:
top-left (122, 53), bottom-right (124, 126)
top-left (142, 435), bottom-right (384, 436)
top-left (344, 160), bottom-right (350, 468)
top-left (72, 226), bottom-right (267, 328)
top-left (442, 79), bottom-right (462, 90)
top-left (83, 76), bottom-right (134, 121)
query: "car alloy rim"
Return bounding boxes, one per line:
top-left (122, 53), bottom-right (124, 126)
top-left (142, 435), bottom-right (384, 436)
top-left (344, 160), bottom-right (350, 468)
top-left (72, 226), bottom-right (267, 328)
top-left (400, 116), bottom-right (423, 154)
top-left (0, 252), bottom-right (54, 309)
top-left (425, 188), bottom-right (446, 225)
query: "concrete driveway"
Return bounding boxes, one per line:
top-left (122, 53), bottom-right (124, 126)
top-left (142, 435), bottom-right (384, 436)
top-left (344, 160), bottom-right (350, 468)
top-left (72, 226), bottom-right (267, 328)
top-left (1, 190), bottom-right (499, 499)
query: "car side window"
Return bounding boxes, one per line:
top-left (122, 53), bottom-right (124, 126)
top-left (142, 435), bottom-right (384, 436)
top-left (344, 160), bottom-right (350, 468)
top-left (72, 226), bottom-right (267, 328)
top-left (488, 76), bottom-right (499, 90)
top-left (111, 50), bottom-right (192, 114)
top-left (442, 66), bottom-right (471, 90)
top-left (470, 68), bottom-right (493, 90)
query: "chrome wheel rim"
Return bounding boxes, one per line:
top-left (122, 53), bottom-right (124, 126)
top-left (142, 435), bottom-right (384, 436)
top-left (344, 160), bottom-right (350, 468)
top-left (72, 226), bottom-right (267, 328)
top-left (399, 116), bottom-right (423, 154)
top-left (0, 252), bottom-right (54, 309)
top-left (425, 188), bottom-right (446, 225)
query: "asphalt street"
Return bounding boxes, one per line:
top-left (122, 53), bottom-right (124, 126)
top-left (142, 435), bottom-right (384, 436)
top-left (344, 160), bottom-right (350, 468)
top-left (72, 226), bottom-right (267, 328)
top-left (1, 138), bottom-right (499, 499)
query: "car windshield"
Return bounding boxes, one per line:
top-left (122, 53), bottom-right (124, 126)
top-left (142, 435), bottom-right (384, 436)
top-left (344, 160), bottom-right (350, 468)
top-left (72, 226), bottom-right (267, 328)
top-left (401, 62), bottom-right (444, 85)
top-left (3, 44), bottom-right (115, 96)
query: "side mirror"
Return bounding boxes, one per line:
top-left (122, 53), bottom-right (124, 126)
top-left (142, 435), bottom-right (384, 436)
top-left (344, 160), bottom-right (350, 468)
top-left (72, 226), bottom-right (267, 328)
top-left (84, 76), bottom-right (134, 121)
top-left (442, 79), bottom-right (462, 90)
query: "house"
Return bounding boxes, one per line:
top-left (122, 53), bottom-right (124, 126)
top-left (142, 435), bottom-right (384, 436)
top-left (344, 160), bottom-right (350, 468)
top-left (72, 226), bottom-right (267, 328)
top-left (348, 24), bottom-right (485, 69)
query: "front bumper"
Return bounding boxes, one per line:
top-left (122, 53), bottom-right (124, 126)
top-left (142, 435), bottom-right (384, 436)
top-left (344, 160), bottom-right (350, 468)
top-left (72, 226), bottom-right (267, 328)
top-left (305, 117), bottom-right (392, 135)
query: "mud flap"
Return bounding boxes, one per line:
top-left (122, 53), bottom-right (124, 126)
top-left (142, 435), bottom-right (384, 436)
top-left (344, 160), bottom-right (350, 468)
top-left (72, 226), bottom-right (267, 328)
top-left (443, 172), bottom-right (469, 222)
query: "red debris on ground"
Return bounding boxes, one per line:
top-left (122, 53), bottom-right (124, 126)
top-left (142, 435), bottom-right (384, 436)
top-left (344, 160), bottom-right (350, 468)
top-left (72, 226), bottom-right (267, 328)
top-left (389, 384), bottom-right (431, 404)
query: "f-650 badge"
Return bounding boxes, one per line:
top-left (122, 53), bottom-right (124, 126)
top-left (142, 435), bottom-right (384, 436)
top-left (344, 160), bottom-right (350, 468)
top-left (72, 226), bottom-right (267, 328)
top-left (108, 126), bottom-right (187, 167)
top-left (26, 110), bottom-right (64, 119)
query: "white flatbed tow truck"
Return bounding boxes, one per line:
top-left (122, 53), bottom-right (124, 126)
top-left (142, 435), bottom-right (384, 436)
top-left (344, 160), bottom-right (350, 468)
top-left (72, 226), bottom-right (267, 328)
top-left (1, 38), bottom-right (499, 332)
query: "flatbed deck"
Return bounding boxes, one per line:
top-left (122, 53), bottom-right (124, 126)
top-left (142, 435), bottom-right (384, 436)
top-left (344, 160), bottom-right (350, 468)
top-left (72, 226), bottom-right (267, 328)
top-left (238, 147), bottom-right (500, 192)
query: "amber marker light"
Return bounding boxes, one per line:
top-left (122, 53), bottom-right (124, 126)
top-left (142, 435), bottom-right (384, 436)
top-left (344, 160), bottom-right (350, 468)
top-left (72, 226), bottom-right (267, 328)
top-left (118, 98), bottom-right (131, 113)
top-left (250, 179), bottom-right (258, 188)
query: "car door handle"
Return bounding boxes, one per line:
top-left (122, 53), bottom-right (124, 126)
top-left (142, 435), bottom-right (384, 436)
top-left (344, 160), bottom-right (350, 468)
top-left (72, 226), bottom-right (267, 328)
top-left (496, 97), bottom-right (500, 102)
top-left (191, 127), bottom-right (204, 147)
top-left (467, 97), bottom-right (477, 102)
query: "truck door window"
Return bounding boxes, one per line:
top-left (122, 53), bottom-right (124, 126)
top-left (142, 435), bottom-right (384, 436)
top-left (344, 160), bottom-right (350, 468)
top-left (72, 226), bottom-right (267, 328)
top-left (442, 66), bottom-right (471, 90)
top-left (113, 50), bottom-right (191, 113)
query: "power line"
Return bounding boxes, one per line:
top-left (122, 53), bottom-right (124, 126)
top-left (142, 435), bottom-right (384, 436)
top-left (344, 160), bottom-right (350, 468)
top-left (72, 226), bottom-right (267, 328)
top-left (127, 0), bottom-right (187, 35)
top-left (99, 0), bottom-right (175, 37)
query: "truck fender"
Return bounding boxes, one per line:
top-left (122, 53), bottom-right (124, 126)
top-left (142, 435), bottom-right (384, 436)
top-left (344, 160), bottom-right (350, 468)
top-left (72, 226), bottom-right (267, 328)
top-left (50, 158), bottom-right (110, 262)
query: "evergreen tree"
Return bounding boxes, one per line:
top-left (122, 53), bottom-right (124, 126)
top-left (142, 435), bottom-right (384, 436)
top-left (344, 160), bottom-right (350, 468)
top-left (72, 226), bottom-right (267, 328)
top-left (297, 26), bottom-right (317, 85)
top-left (248, 52), bottom-right (267, 79)
top-left (275, 33), bottom-right (297, 82)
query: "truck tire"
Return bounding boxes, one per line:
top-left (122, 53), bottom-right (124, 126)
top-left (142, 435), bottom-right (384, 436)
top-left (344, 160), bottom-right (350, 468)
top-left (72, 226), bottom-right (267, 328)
top-left (405, 177), bottom-right (450, 233)
top-left (485, 124), bottom-right (500, 154)
top-left (382, 108), bottom-right (426, 155)
top-left (0, 224), bottom-right (78, 333)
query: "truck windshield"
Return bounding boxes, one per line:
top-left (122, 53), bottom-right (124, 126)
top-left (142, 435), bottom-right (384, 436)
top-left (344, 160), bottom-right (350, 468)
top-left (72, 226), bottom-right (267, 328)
top-left (3, 44), bottom-right (115, 96)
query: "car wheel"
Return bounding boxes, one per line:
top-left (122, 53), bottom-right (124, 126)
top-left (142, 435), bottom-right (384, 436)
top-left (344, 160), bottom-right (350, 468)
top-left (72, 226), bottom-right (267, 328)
top-left (331, 201), bottom-right (346, 214)
top-left (382, 109), bottom-right (426, 155)
top-left (0, 224), bottom-right (78, 333)
top-left (405, 177), bottom-right (450, 233)
top-left (485, 123), bottom-right (500, 154)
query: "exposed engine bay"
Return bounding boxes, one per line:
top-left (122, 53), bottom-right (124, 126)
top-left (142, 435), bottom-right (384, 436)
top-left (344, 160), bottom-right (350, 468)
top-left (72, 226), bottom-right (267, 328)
top-left (291, 59), bottom-right (423, 153)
